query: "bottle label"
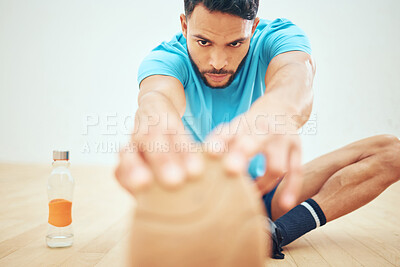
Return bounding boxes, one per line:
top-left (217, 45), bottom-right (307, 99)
top-left (48, 199), bottom-right (72, 227)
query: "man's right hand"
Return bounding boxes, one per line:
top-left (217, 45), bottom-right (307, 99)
top-left (115, 113), bottom-right (203, 196)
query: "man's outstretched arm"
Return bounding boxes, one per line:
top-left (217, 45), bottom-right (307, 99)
top-left (208, 51), bottom-right (316, 210)
top-left (252, 50), bottom-right (315, 129)
top-left (115, 75), bottom-right (202, 195)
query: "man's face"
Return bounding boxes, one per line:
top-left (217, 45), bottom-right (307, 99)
top-left (181, 4), bottom-right (259, 89)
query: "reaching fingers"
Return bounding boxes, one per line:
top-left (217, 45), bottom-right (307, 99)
top-left (142, 133), bottom-right (185, 188)
top-left (223, 134), bottom-right (261, 175)
top-left (174, 135), bottom-right (204, 180)
top-left (205, 122), bottom-right (235, 157)
top-left (255, 136), bottom-right (289, 194)
top-left (279, 141), bottom-right (302, 209)
top-left (114, 145), bottom-right (153, 196)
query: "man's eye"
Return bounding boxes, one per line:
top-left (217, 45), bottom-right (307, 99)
top-left (197, 40), bottom-right (209, 46)
top-left (230, 42), bottom-right (241, 48)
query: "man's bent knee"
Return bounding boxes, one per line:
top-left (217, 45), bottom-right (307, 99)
top-left (373, 134), bottom-right (400, 184)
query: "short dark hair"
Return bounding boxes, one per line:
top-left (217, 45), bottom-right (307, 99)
top-left (184, 0), bottom-right (259, 20)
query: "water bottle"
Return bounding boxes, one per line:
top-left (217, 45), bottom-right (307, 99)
top-left (46, 150), bottom-right (75, 248)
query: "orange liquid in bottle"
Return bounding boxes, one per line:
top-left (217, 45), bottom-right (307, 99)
top-left (48, 199), bottom-right (72, 227)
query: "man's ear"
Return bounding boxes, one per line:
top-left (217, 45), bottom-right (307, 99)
top-left (180, 14), bottom-right (188, 38)
top-left (251, 17), bottom-right (260, 36)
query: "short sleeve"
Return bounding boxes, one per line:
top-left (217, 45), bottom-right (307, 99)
top-left (260, 18), bottom-right (312, 66)
top-left (137, 44), bottom-right (189, 88)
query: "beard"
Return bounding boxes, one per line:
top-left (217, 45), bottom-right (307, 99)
top-left (187, 49), bottom-right (249, 89)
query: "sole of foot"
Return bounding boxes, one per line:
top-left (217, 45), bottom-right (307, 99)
top-left (129, 150), bottom-right (269, 267)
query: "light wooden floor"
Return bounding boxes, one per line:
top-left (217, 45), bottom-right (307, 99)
top-left (0, 163), bottom-right (399, 267)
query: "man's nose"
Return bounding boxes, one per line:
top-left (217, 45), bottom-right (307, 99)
top-left (209, 49), bottom-right (228, 70)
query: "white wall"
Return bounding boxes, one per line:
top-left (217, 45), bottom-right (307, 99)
top-left (1, 0), bottom-right (399, 165)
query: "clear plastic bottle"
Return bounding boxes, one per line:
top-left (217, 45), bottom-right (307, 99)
top-left (46, 150), bottom-right (75, 248)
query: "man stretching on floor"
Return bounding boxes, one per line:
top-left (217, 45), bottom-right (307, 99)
top-left (115, 0), bottom-right (400, 259)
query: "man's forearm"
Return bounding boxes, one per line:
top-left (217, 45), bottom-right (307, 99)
top-left (135, 91), bottom-right (185, 134)
top-left (249, 59), bottom-right (315, 132)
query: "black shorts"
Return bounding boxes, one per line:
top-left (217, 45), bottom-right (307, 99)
top-left (262, 183), bottom-right (279, 219)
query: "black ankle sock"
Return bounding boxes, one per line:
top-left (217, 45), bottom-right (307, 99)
top-left (274, 198), bottom-right (326, 246)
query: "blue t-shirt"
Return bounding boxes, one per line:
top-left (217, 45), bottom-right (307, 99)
top-left (138, 18), bottom-right (311, 179)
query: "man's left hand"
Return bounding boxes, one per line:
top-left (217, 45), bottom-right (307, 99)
top-left (206, 111), bottom-right (303, 210)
